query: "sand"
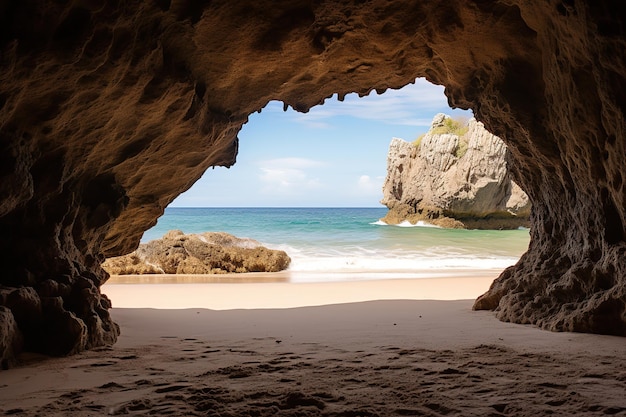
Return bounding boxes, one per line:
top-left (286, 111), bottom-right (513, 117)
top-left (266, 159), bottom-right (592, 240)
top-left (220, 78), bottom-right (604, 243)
top-left (101, 272), bottom-right (502, 309)
top-left (1, 274), bottom-right (625, 416)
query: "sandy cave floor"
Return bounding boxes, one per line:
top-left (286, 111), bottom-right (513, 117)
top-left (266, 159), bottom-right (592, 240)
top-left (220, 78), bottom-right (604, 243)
top-left (1, 297), bottom-right (625, 416)
top-left (1, 277), bottom-right (626, 416)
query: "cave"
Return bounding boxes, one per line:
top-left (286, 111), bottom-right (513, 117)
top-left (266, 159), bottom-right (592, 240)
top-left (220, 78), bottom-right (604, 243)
top-left (1, 0), bottom-right (625, 366)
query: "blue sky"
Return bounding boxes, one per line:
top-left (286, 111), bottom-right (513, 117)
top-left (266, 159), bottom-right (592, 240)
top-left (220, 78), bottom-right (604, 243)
top-left (171, 78), bottom-right (472, 207)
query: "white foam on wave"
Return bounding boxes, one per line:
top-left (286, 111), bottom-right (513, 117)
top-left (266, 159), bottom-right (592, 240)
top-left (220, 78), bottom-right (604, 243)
top-left (417, 220), bottom-right (441, 228)
top-left (370, 219), bottom-right (441, 228)
top-left (289, 256), bottom-right (515, 272)
top-left (274, 244), bottom-right (518, 274)
top-left (399, 220), bottom-right (441, 228)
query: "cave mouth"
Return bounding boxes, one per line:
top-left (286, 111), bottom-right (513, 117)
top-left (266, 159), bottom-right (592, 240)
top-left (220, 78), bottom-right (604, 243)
top-left (128, 79), bottom-right (529, 285)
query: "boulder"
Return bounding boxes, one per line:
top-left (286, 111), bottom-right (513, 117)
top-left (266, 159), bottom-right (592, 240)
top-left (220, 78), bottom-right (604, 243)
top-left (381, 114), bottom-right (531, 229)
top-left (0, 307), bottom-right (22, 370)
top-left (103, 230), bottom-right (291, 275)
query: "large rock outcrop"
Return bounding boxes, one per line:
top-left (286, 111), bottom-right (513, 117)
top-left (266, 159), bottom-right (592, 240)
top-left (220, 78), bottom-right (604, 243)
top-left (381, 113), bottom-right (531, 229)
top-left (1, 1), bottom-right (625, 364)
top-left (103, 230), bottom-right (291, 275)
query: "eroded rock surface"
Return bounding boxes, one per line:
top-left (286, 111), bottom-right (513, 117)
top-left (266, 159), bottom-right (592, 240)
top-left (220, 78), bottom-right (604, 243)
top-left (381, 113), bottom-right (531, 229)
top-left (103, 230), bottom-right (290, 275)
top-left (1, 1), bottom-right (625, 364)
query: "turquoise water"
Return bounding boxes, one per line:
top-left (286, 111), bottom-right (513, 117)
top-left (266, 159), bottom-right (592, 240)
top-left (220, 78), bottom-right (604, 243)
top-left (142, 208), bottom-right (530, 282)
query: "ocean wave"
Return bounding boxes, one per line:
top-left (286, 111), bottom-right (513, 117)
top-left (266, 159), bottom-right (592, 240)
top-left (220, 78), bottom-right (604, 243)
top-left (288, 256), bottom-right (516, 272)
top-left (370, 219), bottom-right (441, 228)
top-left (398, 220), bottom-right (440, 228)
top-left (274, 245), bottom-right (518, 273)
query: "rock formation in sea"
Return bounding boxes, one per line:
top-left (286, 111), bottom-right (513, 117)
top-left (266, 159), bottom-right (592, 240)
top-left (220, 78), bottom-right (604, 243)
top-left (381, 113), bottom-right (531, 229)
top-left (1, 1), bottom-right (625, 365)
top-left (103, 230), bottom-right (291, 275)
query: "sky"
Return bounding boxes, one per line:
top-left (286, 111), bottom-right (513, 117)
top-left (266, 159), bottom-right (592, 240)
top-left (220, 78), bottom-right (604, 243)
top-left (170, 78), bottom-right (473, 208)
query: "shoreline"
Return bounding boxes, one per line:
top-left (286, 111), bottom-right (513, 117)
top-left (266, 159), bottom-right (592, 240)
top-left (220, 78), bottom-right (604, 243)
top-left (102, 271), bottom-right (501, 310)
top-left (105, 268), bottom-right (503, 283)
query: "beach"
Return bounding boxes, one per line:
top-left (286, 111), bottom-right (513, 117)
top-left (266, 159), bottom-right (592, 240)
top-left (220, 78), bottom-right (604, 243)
top-left (1, 273), bottom-right (625, 416)
top-left (135, 207), bottom-right (531, 277)
top-left (102, 272), bottom-right (501, 309)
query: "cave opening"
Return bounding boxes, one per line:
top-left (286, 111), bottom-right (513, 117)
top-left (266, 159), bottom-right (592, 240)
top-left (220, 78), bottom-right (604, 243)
top-left (101, 78), bottom-right (530, 294)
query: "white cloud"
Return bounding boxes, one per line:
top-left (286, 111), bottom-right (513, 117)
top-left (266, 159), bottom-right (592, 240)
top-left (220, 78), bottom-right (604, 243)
top-left (259, 168), bottom-right (302, 187)
top-left (258, 157), bottom-right (324, 194)
top-left (261, 157), bottom-right (324, 169)
top-left (258, 78), bottom-right (471, 130)
top-left (358, 174), bottom-right (373, 188)
top-left (356, 174), bottom-right (384, 195)
top-left (292, 78), bottom-right (456, 127)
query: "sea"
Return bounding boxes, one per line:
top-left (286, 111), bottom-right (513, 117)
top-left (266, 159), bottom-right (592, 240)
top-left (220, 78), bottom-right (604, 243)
top-left (140, 207), bottom-right (530, 283)
top-left (142, 207), bottom-right (530, 282)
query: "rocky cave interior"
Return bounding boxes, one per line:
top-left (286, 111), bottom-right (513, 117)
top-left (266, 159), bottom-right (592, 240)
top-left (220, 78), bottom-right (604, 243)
top-left (0, 0), bottom-right (625, 367)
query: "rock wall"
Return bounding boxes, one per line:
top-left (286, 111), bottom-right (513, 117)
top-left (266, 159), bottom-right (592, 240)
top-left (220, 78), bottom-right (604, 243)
top-left (1, 1), bottom-right (625, 364)
top-left (381, 113), bottom-right (530, 229)
top-left (103, 230), bottom-right (291, 275)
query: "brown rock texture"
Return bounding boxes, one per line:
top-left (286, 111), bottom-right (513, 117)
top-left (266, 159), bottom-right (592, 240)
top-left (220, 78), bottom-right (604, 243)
top-left (102, 230), bottom-right (291, 275)
top-left (0, 0), bottom-right (625, 363)
top-left (380, 113), bottom-right (531, 229)
top-left (0, 306), bottom-right (22, 369)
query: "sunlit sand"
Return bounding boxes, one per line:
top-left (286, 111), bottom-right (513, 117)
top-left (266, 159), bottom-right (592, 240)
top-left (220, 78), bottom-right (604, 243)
top-left (102, 271), bottom-right (500, 309)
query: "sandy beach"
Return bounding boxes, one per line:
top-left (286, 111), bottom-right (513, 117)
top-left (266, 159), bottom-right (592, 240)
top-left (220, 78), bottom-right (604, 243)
top-left (1, 274), bottom-right (625, 416)
top-left (101, 272), bottom-right (502, 309)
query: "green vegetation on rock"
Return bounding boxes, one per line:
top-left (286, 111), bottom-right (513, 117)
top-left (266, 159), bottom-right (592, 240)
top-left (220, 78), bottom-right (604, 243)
top-left (455, 139), bottom-right (468, 158)
top-left (413, 133), bottom-right (425, 148)
top-left (432, 117), bottom-right (469, 137)
top-left (413, 117), bottom-right (469, 150)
